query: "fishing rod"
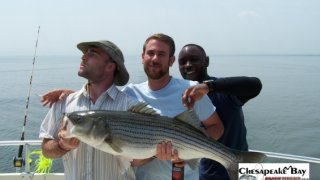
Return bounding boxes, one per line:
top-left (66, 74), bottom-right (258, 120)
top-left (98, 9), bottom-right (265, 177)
top-left (13, 26), bottom-right (41, 169)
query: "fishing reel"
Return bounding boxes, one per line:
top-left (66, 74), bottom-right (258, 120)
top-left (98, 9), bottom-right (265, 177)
top-left (13, 156), bottom-right (25, 168)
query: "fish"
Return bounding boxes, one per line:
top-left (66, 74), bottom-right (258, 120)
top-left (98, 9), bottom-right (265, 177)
top-left (64, 102), bottom-right (265, 180)
top-left (239, 174), bottom-right (258, 180)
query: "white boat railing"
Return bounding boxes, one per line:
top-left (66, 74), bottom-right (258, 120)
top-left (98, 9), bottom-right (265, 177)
top-left (250, 149), bottom-right (320, 164)
top-left (0, 140), bottom-right (319, 179)
top-left (0, 140), bottom-right (41, 146)
top-left (250, 150), bottom-right (320, 164)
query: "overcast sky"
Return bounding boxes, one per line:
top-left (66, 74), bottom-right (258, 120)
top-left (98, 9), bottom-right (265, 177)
top-left (1, 0), bottom-right (319, 56)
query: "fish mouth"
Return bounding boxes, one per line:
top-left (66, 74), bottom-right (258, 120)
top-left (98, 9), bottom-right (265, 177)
top-left (66, 112), bottom-right (84, 125)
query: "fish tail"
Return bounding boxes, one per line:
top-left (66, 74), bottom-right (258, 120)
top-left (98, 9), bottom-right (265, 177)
top-left (239, 151), bottom-right (266, 163)
top-left (226, 150), bottom-right (266, 180)
top-left (226, 163), bottom-right (239, 180)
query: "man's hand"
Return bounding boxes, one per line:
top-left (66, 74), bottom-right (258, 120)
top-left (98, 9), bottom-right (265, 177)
top-left (172, 149), bottom-right (185, 167)
top-left (156, 141), bottom-right (184, 164)
top-left (57, 122), bottom-right (80, 151)
top-left (41, 89), bottom-right (74, 107)
top-left (156, 141), bottom-right (173, 160)
top-left (182, 83), bottom-right (209, 109)
top-left (41, 122), bottom-right (80, 158)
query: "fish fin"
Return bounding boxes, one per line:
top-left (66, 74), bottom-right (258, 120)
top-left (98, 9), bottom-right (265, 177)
top-left (104, 137), bottom-right (123, 153)
top-left (174, 110), bottom-right (208, 136)
top-left (226, 150), bottom-right (266, 180)
top-left (128, 102), bottom-right (160, 116)
top-left (185, 159), bottom-right (200, 170)
top-left (109, 143), bottom-right (123, 153)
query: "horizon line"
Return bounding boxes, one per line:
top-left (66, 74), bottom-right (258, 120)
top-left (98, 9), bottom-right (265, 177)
top-left (1, 53), bottom-right (320, 57)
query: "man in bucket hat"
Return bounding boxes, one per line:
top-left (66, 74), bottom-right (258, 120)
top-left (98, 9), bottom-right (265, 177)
top-left (39, 40), bottom-right (138, 180)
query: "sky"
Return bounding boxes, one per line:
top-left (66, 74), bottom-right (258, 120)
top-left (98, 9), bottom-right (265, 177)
top-left (1, 0), bottom-right (320, 56)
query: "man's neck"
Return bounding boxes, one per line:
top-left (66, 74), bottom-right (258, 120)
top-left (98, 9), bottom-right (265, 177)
top-left (87, 80), bottom-right (113, 103)
top-left (148, 75), bottom-right (172, 91)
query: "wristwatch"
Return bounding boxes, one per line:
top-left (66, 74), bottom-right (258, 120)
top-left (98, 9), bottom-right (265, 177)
top-left (203, 80), bottom-right (215, 92)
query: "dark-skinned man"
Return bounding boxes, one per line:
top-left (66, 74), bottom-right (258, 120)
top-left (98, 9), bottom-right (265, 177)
top-left (178, 44), bottom-right (262, 180)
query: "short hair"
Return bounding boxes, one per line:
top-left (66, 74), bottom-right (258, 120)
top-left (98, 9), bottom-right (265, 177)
top-left (143, 33), bottom-right (175, 57)
top-left (182, 44), bottom-right (207, 56)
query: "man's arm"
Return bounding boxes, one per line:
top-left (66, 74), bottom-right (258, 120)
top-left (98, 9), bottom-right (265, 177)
top-left (201, 111), bottom-right (224, 140)
top-left (42, 126), bottom-right (80, 158)
top-left (42, 138), bottom-right (70, 158)
top-left (206, 76), bottom-right (262, 103)
top-left (41, 89), bottom-right (75, 107)
top-left (183, 76), bottom-right (262, 109)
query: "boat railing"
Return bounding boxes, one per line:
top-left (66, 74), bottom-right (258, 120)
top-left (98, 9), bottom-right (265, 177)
top-left (0, 140), bottom-right (64, 180)
top-left (250, 149), bottom-right (320, 164)
top-left (0, 140), bottom-right (319, 179)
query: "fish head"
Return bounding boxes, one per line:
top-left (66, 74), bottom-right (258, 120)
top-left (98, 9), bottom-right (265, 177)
top-left (67, 111), bottom-right (89, 125)
top-left (66, 111), bottom-right (111, 144)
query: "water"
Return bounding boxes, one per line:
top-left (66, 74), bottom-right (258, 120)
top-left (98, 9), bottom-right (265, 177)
top-left (0, 55), bottom-right (319, 178)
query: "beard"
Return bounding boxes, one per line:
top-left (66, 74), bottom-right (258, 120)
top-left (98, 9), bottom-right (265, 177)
top-left (78, 70), bottom-right (87, 78)
top-left (78, 65), bottom-right (94, 80)
top-left (144, 65), bottom-right (169, 80)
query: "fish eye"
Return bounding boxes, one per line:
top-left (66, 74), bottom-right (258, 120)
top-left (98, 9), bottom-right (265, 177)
top-left (75, 115), bottom-right (84, 122)
top-left (68, 113), bottom-right (84, 124)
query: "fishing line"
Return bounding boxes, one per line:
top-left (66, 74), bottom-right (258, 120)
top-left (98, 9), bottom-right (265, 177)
top-left (14, 26), bottom-right (40, 168)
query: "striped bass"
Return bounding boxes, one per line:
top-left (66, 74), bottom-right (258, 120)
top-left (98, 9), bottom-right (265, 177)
top-left (64, 103), bottom-right (265, 180)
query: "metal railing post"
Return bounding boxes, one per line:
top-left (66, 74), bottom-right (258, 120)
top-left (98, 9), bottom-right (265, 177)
top-left (20, 143), bottom-right (34, 180)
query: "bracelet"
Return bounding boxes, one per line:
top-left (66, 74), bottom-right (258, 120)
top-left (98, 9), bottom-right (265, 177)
top-left (203, 80), bottom-right (215, 92)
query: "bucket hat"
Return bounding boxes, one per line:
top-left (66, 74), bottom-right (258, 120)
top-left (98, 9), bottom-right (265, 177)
top-left (77, 40), bottom-right (129, 86)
